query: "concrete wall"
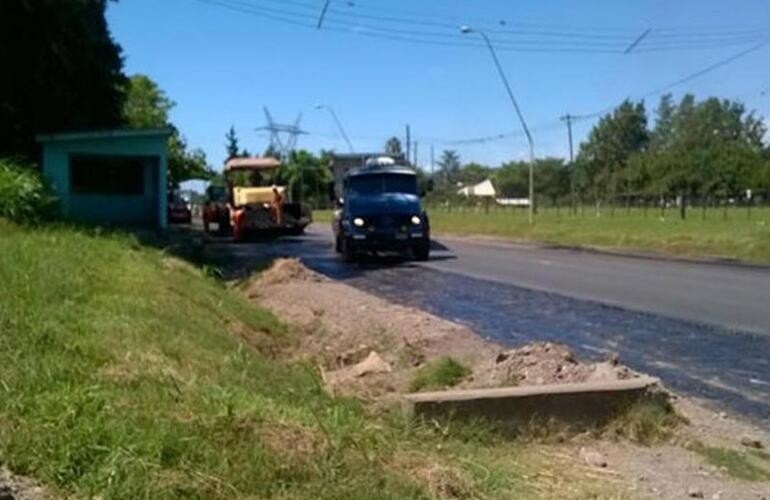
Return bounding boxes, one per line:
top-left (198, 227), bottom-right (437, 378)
top-left (41, 133), bottom-right (168, 229)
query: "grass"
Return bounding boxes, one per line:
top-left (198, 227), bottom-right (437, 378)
top-left (602, 397), bottom-right (684, 446)
top-left (0, 219), bottom-right (618, 499)
top-left (687, 441), bottom-right (770, 482)
top-left (314, 206), bottom-right (770, 264)
top-left (409, 358), bottom-right (472, 393)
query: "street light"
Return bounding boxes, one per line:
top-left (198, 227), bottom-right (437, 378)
top-left (460, 25), bottom-right (535, 224)
top-left (315, 104), bottom-right (355, 153)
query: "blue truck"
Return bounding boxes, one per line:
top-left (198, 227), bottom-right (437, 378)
top-left (332, 157), bottom-right (430, 262)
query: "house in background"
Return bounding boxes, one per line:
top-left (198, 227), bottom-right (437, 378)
top-left (37, 128), bottom-right (172, 229)
top-left (457, 179), bottom-right (496, 198)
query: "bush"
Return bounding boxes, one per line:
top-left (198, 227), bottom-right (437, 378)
top-left (0, 159), bottom-right (57, 223)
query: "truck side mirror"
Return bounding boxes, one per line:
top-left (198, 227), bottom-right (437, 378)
top-left (337, 197), bottom-right (345, 208)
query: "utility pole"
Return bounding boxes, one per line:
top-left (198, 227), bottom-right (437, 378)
top-left (430, 144), bottom-right (435, 178)
top-left (316, 0), bottom-right (331, 29)
top-left (405, 124), bottom-right (411, 164)
top-left (315, 104), bottom-right (354, 153)
top-left (561, 113), bottom-right (576, 214)
top-left (461, 26), bottom-right (535, 224)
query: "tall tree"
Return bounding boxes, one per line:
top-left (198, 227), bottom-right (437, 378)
top-left (275, 149), bottom-right (332, 207)
top-left (122, 75), bottom-right (174, 128)
top-left (123, 74), bottom-right (212, 186)
top-left (650, 93), bottom-right (677, 151)
top-left (437, 150), bottom-right (461, 183)
top-left (576, 100), bottom-right (649, 208)
top-left (457, 163), bottom-right (490, 185)
top-left (225, 126), bottom-right (240, 160)
top-left (0, 0), bottom-right (127, 159)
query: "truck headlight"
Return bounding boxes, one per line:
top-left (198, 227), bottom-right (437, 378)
top-left (411, 215), bottom-right (421, 225)
top-left (353, 217), bottom-right (365, 227)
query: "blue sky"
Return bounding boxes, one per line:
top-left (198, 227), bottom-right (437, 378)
top-left (106, 0), bottom-right (770, 172)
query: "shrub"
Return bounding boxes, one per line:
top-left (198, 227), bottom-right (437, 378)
top-left (0, 159), bottom-right (57, 223)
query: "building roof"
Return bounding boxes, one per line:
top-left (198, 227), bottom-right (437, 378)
top-left (224, 157), bottom-right (282, 171)
top-left (36, 127), bottom-right (173, 143)
top-left (458, 179), bottom-right (496, 197)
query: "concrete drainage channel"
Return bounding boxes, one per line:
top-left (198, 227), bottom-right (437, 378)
top-left (404, 377), bottom-right (660, 427)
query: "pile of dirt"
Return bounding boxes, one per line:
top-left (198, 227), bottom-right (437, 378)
top-left (249, 260), bottom-right (638, 399)
top-left (465, 342), bottom-right (637, 389)
top-left (249, 258), bottom-right (326, 289)
top-left (0, 467), bottom-right (48, 500)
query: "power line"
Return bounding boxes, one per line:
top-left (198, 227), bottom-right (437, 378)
top-left (572, 41), bottom-right (769, 122)
top-left (191, 0), bottom-right (769, 54)
top-left (191, 0), bottom-right (769, 148)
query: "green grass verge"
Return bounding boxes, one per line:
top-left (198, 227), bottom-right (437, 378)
top-left (427, 206), bottom-right (770, 264)
top-left (687, 441), bottom-right (770, 482)
top-left (314, 206), bottom-right (770, 264)
top-left (409, 358), bottom-right (471, 393)
top-left (0, 220), bottom-right (617, 499)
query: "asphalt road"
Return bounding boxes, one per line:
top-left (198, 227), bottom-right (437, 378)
top-left (207, 223), bottom-right (770, 424)
top-left (423, 234), bottom-right (770, 336)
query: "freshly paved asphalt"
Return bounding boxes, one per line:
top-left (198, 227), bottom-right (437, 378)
top-left (423, 233), bottom-right (770, 337)
top-left (207, 223), bottom-right (770, 425)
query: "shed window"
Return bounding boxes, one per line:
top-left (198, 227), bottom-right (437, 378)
top-left (70, 156), bottom-right (145, 195)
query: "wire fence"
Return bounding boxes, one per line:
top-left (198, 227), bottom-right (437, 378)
top-left (424, 196), bottom-right (770, 222)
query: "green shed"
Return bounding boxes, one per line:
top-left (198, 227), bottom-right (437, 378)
top-left (38, 128), bottom-right (172, 229)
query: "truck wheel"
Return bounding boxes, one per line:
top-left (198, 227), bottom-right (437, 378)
top-left (334, 235), bottom-right (342, 253)
top-left (341, 237), bottom-right (357, 263)
top-left (413, 240), bottom-right (430, 261)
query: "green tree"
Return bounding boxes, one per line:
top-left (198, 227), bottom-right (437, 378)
top-left (642, 94), bottom-right (767, 218)
top-left (123, 74), bottom-right (213, 186)
top-left (534, 158), bottom-right (570, 205)
top-left (0, 0), bottom-right (127, 159)
top-left (225, 126), bottom-right (240, 160)
top-left (275, 150), bottom-right (332, 207)
top-left (437, 150), bottom-right (461, 184)
top-left (494, 161), bottom-right (528, 198)
top-left (576, 100), bottom-right (649, 210)
top-left (122, 75), bottom-right (174, 128)
top-left (167, 132), bottom-right (210, 187)
top-left (457, 163), bottom-right (490, 185)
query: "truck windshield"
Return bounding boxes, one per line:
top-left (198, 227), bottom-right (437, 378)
top-left (348, 173), bottom-right (417, 196)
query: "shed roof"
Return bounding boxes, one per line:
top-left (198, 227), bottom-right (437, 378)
top-left (36, 128), bottom-right (173, 143)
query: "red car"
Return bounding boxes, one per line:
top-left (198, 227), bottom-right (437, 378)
top-left (168, 194), bottom-right (192, 224)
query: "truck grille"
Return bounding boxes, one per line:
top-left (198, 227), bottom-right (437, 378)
top-left (367, 214), bottom-right (410, 229)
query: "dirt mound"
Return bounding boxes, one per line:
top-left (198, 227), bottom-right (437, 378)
top-left (466, 342), bottom-right (636, 389)
top-left (250, 258), bottom-right (325, 289)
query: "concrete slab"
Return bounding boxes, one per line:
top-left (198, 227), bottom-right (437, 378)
top-left (404, 376), bottom-right (660, 429)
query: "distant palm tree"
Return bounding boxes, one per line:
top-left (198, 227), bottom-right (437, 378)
top-left (437, 150), bottom-right (461, 183)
